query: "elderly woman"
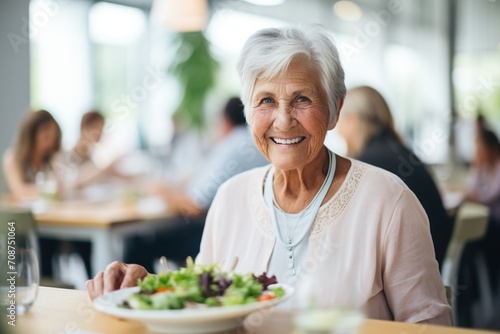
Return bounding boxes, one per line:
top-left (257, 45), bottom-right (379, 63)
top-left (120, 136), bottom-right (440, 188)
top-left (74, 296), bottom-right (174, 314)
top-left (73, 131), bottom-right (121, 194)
top-left (86, 26), bottom-right (451, 325)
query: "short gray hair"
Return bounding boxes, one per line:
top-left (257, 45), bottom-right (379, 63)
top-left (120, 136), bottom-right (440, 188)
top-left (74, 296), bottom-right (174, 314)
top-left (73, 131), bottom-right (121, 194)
top-left (237, 26), bottom-right (346, 126)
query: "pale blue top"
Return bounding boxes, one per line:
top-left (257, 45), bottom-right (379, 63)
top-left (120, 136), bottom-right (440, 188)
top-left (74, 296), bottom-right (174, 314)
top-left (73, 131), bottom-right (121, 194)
top-left (264, 150), bottom-right (336, 286)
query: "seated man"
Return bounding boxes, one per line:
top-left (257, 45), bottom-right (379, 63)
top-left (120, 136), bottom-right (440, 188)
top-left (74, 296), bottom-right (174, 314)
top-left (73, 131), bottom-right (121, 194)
top-left (125, 97), bottom-right (268, 270)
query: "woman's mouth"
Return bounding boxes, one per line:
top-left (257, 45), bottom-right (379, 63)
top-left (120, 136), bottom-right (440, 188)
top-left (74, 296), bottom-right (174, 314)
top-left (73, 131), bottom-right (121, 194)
top-left (271, 137), bottom-right (305, 145)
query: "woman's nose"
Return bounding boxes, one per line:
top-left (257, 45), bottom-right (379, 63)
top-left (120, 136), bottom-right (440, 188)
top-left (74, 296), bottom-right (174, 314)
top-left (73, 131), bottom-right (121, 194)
top-left (274, 105), bottom-right (295, 130)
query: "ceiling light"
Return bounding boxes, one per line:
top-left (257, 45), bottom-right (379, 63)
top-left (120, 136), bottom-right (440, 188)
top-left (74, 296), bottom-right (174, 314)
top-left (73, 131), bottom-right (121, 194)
top-left (151, 0), bottom-right (208, 32)
top-left (243, 0), bottom-right (285, 6)
top-left (333, 1), bottom-right (362, 22)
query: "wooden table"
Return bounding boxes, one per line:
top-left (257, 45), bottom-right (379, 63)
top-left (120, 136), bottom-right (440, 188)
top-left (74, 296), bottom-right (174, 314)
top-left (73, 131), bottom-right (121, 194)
top-left (2, 197), bottom-right (175, 276)
top-left (11, 287), bottom-right (499, 334)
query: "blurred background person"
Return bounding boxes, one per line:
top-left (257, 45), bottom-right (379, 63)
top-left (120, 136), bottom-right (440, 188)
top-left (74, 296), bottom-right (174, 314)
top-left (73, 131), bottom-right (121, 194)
top-left (125, 97), bottom-right (268, 271)
top-left (149, 97), bottom-right (268, 217)
top-left (3, 109), bottom-right (61, 200)
top-left (64, 110), bottom-right (105, 189)
top-left (54, 110), bottom-right (133, 281)
top-left (465, 116), bottom-right (500, 294)
top-left (72, 110), bottom-right (105, 164)
top-left (2, 109), bottom-right (62, 279)
top-left (56, 110), bottom-right (129, 195)
top-left (466, 116), bottom-right (500, 219)
top-left (337, 86), bottom-right (452, 269)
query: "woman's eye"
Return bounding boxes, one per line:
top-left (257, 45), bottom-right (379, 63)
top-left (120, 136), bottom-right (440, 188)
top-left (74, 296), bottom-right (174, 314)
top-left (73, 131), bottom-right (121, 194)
top-left (297, 96), bottom-right (310, 103)
top-left (261, 98), bottom-right (273, 104)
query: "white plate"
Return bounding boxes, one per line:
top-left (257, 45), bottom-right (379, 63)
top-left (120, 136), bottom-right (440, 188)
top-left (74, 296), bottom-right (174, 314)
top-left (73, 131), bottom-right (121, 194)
top-left (93, 284), bottom-right (294, 333)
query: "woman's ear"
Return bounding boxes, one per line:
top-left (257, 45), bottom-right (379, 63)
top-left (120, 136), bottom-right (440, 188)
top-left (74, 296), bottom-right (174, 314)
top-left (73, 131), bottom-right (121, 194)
top-left (328, 98), bottom-right (344, 130)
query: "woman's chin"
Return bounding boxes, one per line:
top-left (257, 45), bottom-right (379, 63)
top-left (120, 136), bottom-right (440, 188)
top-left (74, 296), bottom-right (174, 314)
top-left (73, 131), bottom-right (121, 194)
top-left (269, 155), bottom-right (308, 172)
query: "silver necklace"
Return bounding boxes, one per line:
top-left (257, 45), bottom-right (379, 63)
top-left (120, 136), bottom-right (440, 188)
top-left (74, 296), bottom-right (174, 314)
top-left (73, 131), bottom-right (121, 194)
top-left (264, 150), bottom-right (336, 273)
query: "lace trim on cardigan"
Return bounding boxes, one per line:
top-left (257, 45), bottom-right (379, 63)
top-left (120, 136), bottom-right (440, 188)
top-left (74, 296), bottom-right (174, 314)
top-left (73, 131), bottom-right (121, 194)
top-left (253, 162), bottom-right (367, 239)
top-left (310, 163), bottom-right (366, 238)
top-left (251, 167), bottom-right (275, 238)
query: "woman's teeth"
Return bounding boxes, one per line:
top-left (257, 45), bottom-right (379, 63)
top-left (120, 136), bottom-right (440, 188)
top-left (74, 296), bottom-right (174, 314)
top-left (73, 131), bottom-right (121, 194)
top-left (272, 137), bottom-right (305, 145)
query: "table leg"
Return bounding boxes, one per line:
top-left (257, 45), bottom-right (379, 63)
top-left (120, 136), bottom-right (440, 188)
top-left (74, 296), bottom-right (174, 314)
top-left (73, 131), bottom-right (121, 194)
top-left (90, 229), bottom-right (113, 277)
top-left (38, 218), bottom-right (178, 277)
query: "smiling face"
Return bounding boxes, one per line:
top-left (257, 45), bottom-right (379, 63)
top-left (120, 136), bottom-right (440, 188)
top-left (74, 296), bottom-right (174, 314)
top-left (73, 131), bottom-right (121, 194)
top-left (249, 59), bottom-right (333, 172)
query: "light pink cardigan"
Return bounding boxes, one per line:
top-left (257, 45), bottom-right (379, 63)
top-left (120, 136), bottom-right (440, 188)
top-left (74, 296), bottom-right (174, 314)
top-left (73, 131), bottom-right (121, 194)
top-left (197, 159), bottom-right (452, 325)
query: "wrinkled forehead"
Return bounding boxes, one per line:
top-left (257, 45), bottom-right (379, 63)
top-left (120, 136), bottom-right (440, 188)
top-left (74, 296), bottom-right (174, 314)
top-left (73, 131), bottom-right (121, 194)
top-left (253, 58), bottom-right (323, 93)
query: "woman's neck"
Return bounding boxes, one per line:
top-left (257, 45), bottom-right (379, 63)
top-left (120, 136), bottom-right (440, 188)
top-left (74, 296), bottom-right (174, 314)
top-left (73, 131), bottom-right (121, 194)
top-left (273, 148), bottom-right (330, 213)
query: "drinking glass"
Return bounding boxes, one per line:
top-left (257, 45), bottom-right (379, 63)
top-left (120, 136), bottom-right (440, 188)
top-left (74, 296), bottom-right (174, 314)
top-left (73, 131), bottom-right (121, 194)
top-left (0, 233), bottom-right (40, 315)
top-left (292, 273), bottom-right (365, 334)
top-left (35, 170), bottom-right (58, 201)
top-left (14, 247), bottom-right (40, 314)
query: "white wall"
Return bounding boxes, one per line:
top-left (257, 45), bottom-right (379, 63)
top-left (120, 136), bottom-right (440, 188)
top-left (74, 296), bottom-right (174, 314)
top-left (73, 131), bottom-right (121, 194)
top-left (0, 0), bottom-right (31, 194)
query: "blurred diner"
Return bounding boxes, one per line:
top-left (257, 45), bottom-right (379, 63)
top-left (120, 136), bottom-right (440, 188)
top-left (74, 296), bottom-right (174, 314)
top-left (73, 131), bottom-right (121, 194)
top-left (125, 97), bottom-right (268, 271)
top-left (2, 109), bottom-right (61, 200)
top-left (148, 97), bottom-right (267, 217)
top-left (55, 110), bottom-right (133, 199)
top-left (465, 116), bottom-right (500, 293)
top-left (465, 116), bottom-right (500, 223)
top-left (2, 109), bottom-right (65, 281)
top-left (336, 86), bottom-right (453, 269)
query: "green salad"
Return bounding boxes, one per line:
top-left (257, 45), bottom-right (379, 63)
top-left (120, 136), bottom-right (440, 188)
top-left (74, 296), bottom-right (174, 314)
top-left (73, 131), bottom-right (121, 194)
top-left (122, 258), bottom-right (286, 310)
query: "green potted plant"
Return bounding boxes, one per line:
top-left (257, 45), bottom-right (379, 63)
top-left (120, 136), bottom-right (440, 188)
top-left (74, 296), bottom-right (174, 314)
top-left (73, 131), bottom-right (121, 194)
top-left (169, 31), bottom-right (219, 130)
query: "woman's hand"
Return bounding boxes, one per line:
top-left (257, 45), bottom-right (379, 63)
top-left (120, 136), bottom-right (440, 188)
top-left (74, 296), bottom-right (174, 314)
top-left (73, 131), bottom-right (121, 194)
top-left (86, 261), bottom-right (149, 300)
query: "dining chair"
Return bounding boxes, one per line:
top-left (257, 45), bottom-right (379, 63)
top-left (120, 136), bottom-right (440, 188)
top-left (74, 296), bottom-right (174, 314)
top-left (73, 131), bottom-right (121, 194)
top-left (0, 207), bottom-right (39, 251)
top-left (441, 201), bottom-right (489, 325)
top-left (0, 206), bottom-right (74, 289)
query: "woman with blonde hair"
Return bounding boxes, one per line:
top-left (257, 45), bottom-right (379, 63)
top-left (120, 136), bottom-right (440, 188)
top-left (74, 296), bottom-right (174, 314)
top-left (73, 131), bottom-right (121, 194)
top-left (3, 110), bottom-right (61, 199)
top-left (337, 86), bottom-right (452, 269)
top-left (338, 86), bottom-right (401, 156)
